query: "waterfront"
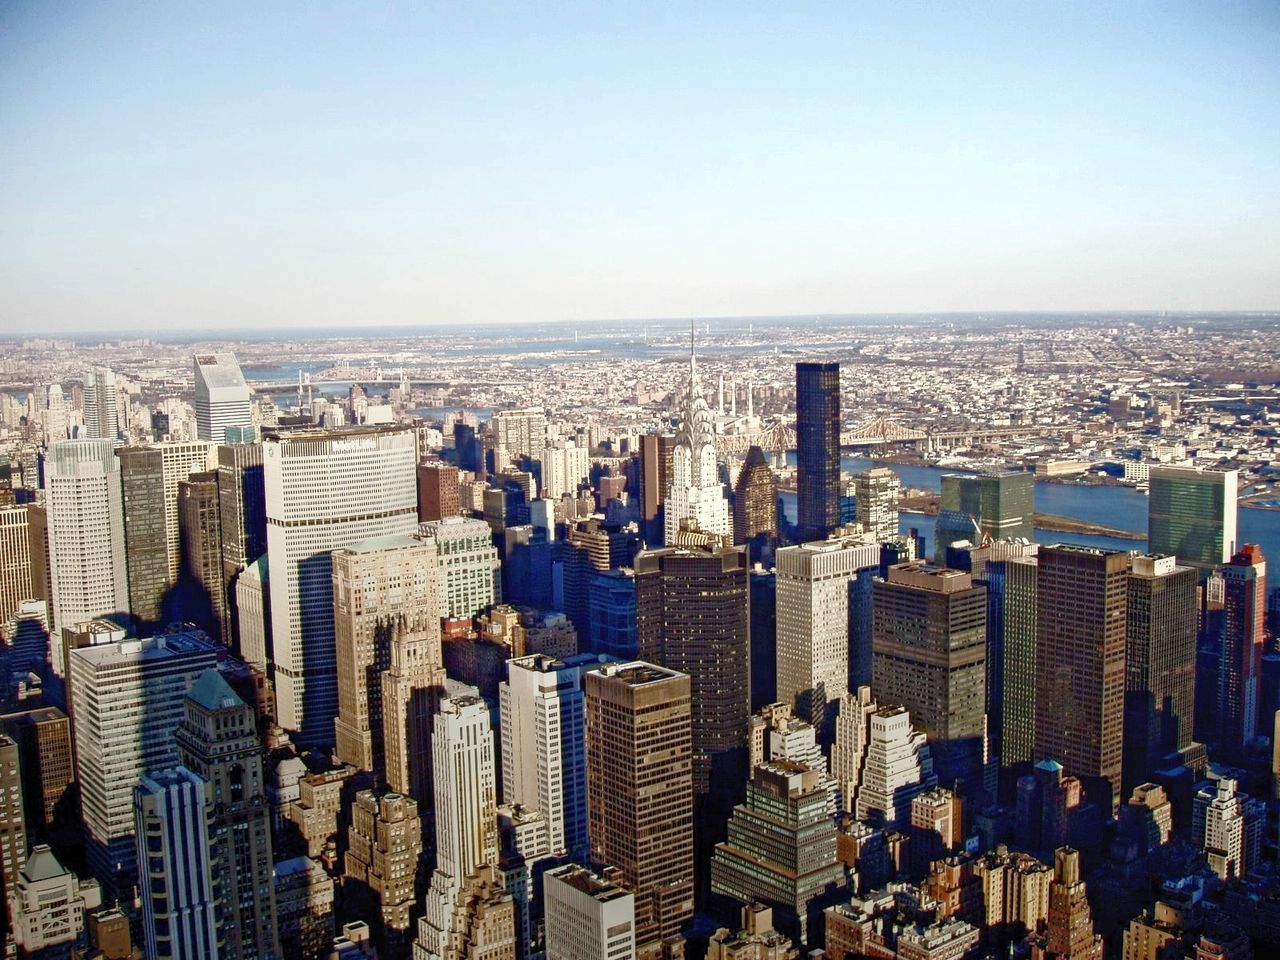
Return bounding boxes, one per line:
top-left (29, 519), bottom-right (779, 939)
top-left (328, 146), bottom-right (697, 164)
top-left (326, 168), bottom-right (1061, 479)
top-left (777, 457), bottom-right (1280, 565)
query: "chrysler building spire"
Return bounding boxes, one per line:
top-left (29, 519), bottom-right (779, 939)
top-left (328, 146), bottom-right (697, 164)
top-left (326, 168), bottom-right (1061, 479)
top-left (663, 327), bottom-right (730, 544)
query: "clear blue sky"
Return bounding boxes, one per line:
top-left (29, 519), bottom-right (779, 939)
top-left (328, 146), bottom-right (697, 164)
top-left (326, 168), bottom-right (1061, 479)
top-left (1, 2), bottom-right (1277, 333)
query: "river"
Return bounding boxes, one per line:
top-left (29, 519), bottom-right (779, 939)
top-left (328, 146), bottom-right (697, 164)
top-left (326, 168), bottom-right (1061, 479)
top-left (778, 457), bottom-right (1280, 565)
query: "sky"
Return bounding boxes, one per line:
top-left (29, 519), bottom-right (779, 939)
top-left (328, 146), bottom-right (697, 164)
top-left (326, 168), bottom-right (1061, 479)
top-left (1, 2), bottom-right (1278, 334)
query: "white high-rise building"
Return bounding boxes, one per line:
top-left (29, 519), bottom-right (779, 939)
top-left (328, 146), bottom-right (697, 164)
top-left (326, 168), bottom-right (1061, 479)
top-left (420, 516), bottom-right (501, 620)
top-left (1194, 777), bottom-right (1264, 882)
top-left (0, 503), bottom-right (32, 632)
top-left (544, 864), bottom-right (636, 960)
top-left (849, 468), bottom-right (902, 541)
top-left (543, 438), bottom-right (590, 499)
top-left (159, 441), bottom-right (218, 581)
top-left (45, 440), bottom-right (129, 634)
top-left (499, 654), bottom-right (590, 861)
top-left (749, 705), bottom-right (839, 814)
top-left (492, 408), bottom-right (548, 462)
top-left (415, 695), bottom-right (500, 960)
top-left (193, 352), bottom-right (254, 443)
top-left (263, 425), bottom-right (418, 744)
top-left (833, 686), bottom-right (879, 814)
top-left (663, 347), bottom-right (729, 544)
top-left (775, 538), bottom-right (879, 718)
top-left (69, 631), bottom-right (218, 894)
top-left (855, 705), bottom-right (936, 827)
top-left (82, 367), bottom-right (127, 441)
top-left (135, 768), bottom-right (218, 960)
top-left (44, 383), bottom-right (68, 445)
top-left (6, 845), bottom-right (102, 957)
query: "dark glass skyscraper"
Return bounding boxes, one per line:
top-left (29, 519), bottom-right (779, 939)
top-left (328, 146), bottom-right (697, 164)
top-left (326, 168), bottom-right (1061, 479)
top-left (1034, 545), bottom-right (1129, 817)
top-left (795, 362), bottom-right (840, 543)
top-left (1123, 553), bottom-right (1198, 795)
top-left (1220, 544), bottom-right (1266, 760)
top-left (872, 562), bottom-right (989, 802)
top-left (635, 540), bottom-right (751, 795)
top-left (935, 471), bottom-right (1035, 562)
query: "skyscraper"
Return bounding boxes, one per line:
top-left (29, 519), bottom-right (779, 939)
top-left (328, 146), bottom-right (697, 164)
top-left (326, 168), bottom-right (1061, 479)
top-left (381, 619), bottom-right (448, 805)
top-left (344, 790), bottom-right (423, 956)
top-left (117, 441), bottom-right (218, 626)
top-left (332, 532), bottom-right (446, 786)
top-left (795, 362), bottom-right (840, 543)
top-left (217, 442), bottom-right (267, 572)
top-left (1042, 847), bottom-right (1103, 960)
top-left (664, 346), bottom-right (730, 543)
top-left (1124, 554), bottom-right (1198, 793)
top-left (1001, 556), bottom-right (1039, 772)
top-left (1220, 544), bottom-right (1266, 759)
top-left (416, 695), bottom-right (500, 960)
top-left (1035, 545), bottom-right (1129, 817)
top-left (1194, 777), bottom-right (1263, 882)
top-left (638, 432), bottom-right (674, 546)
top-left (81, 367), bottom-right (126, 441)
top-left (0, 504), bottom-right (32, 635)
top-left (116, 445), bottom-right (169, 625)
top-left (934, 471), bottom-right (1034, 562)
top-left (732, 445), bottom-right (778, 563)
top-left (872, 562), bottom-right (989, 800)
top-left (832, 685), bottom-right (878, 814)
top-left (492, 407), bottom-right (548, 462)
top-left (710, 761), bottom-right (845, 945)
top-left (635, 540), bottom-right (750, 794)
top-left (44, 439), bottom-right (129, 634)
top-left (69, 631), bottom-right (218, 893)
top-left (849, 467), bottom-right (901, 542)
top-left (193, 353), bottom-right (254, 443)
top-left (775, 538), bottom-right (879, 732)
top-left (134, 768), bottom-right (219, 960)
top-left (0, 707), bottom-right (73, 835)
top-left (417, 460), bottom-right (462, 522)
top-left (855, 705), bottom-right (937, 826)
top-left (175, 670), bottom-right (279, 960)
top-left (420, 516), bottom-right (501, 620)
top-left (178, 470), bottom-right (226, 642)
top-left (499, 654), bottom-right (590, 861)
top-left (1148, 465), bottom-right (1238, 574)
top-left (0, 733), bottom-right (27, 911)
top-left (585, 661), bottom-right (694, 957)
top-left (43, 383), bottom-right (69, 445)
top-left (263, 424), bottom-right (418, 744)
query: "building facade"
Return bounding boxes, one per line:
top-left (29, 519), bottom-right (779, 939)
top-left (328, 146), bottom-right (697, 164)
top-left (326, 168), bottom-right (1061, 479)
top-left (135, 767), bottom-right (219, 960)
top-left (175, 670), bottom-right (280, 960)
top-left (263, 424), bottom-right (418, 744)
top-left (872, 563), bottom-right (988, 800)
top-left (1220, 545), bottom-right (1266, 759)
top-left (1148, 465), bottom-right (1238, 574)
top-left (45, 439), bottom-right (129, 634)
top-left (1034, 545), bottom-right (1129, 817)
top-left (635, 541), bottom-right (751, 794)
top-left (795, 362), bottom-right (840, 543)
top-left (69, 631), bottom-right (217, 893)
top-left (543, 864), bottom-right (636, 960)
top-left (585, 661), bottom-right (694, 957)
top-left (193, 352), bottom-right (254, 442)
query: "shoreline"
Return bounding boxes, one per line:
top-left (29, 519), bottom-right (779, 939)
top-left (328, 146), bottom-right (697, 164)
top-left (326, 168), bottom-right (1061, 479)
top-left (899, 503), bottom-right (1145, 541)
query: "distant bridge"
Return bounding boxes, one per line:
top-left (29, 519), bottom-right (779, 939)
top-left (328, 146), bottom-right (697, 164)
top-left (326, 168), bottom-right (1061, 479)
top-left (841, 417), bottom-right (1077, 451)
top-left (715, 421), bottom-right (796, 456)
top-left (715, 417), bottom-right (1076, 456)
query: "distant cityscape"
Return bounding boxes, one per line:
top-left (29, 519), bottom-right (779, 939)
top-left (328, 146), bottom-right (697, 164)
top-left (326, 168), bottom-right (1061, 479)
top-left (0, 311), bottom-right (1278, 960)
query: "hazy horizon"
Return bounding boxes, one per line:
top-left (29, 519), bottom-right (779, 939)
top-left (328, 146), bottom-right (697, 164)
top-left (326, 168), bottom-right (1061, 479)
top-left (3, 3), bottom-right (1278, 333)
